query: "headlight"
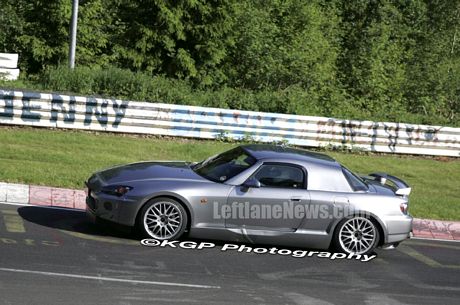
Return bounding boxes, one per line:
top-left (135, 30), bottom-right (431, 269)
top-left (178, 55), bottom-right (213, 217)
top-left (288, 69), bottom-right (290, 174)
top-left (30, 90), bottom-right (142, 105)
top-left (101, 185), bottom-right (133, 197)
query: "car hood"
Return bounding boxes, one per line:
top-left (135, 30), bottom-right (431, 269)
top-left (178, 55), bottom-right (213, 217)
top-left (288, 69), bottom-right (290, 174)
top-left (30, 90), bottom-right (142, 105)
top-left (95, 161), bottom-right (207, 185)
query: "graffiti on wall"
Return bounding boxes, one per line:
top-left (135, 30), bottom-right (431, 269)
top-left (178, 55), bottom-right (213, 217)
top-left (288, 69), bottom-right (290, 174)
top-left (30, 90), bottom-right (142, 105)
top-left (0, 93), bottom-right (128, 127)
top-left (0, 90), bottom-right (459, 157)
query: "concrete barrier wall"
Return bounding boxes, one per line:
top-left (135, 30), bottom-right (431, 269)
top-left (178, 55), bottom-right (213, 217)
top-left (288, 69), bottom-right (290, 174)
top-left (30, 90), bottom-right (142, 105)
top-left (0, 53), bottom-right (20, 81)
top-left (0, 89), bottom-right (459, 157)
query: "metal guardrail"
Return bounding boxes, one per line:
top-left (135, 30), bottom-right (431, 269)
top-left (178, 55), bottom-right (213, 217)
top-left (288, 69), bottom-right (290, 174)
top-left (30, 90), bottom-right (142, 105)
top-left (0, 89), bottom-right (459, 157)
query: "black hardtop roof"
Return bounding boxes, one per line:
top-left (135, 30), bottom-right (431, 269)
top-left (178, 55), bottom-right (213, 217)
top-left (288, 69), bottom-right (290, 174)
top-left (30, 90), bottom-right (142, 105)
top-left (240, 144), bottom-right (338, 166)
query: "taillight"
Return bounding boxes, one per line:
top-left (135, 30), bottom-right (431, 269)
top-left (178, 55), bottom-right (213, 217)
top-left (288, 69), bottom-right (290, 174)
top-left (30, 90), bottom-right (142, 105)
top-left (400, 202), bottom-right (408, 214)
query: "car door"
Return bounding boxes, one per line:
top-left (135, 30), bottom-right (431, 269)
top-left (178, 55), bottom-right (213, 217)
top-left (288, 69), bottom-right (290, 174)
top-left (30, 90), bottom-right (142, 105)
top-left (225, 162), bottom-right (310, 232)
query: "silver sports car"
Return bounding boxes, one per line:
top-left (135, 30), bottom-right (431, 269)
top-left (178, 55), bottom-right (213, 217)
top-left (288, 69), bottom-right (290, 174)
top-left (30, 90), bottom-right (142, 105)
top-left (86, 144), bottom-right (412, 255)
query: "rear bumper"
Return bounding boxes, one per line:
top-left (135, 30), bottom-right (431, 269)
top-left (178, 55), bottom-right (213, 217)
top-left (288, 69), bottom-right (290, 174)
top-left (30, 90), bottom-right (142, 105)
top-left (383, 214), bottom-right (413, 244)
top-left (386, 232), bottom-right (411, 244)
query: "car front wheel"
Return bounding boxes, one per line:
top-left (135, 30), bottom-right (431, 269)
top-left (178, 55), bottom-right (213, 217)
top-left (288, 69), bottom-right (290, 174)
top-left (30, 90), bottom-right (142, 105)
top-left (139, 197), bottom-right (188, 240)
top-left (333, 216), bottom-right (379, 255)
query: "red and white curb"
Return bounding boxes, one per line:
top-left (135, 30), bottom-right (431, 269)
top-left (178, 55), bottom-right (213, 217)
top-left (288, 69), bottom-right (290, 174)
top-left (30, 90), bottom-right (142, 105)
top-left (0, 182), bottom-right (459, 241)
top-left (412, 219), bottom-right (460, 241)
top-left (0, 182), bottom-right (86, 210)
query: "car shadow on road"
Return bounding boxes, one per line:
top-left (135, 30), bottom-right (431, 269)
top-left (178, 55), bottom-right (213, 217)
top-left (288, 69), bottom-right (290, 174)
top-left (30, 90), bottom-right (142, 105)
top-left (17, 206), bottom-right (138, 241)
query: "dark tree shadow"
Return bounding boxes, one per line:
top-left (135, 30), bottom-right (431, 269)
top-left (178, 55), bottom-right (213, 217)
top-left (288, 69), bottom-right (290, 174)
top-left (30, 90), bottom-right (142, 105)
top-left (17, 206), bottom-right (137, 240)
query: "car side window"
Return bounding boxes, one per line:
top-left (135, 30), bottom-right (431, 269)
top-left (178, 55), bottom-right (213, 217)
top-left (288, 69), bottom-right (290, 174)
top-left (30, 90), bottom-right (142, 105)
top-left (341, 166), bottom-right (368, 192)
top-left (253, 164), bottom-right (305, 189)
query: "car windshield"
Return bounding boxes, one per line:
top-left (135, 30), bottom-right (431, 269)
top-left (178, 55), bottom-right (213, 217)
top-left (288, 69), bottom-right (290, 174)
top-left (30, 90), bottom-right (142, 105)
top-left (342, 166), bottom-right (368, 192)
top-left (192, 147), bottom-right (256, 182)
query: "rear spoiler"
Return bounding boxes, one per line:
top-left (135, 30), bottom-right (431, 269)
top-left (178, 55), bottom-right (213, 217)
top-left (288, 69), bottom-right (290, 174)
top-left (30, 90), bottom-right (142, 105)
top-left (368, 172), bottom-right (411, 196)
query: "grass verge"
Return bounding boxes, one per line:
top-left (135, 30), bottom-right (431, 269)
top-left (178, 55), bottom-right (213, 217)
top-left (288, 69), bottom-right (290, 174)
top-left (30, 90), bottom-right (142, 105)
top-left (0, 126), bottom-right (458, 221)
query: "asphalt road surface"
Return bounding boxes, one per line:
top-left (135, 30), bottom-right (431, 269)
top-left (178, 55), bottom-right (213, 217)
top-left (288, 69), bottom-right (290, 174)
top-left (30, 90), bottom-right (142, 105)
top-left (0, 203), bottom-right (459, 305)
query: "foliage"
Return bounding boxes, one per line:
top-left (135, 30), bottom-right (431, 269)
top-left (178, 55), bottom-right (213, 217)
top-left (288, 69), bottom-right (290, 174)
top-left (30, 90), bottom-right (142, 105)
top-left (0, 64), bottom-right (457, 127)
top-left (109, 0), bottom-right (235, 87)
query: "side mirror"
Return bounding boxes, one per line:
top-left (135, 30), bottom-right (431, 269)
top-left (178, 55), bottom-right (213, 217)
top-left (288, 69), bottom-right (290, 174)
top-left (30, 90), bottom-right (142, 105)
top-left (242, 178), bottom-right (261, 189)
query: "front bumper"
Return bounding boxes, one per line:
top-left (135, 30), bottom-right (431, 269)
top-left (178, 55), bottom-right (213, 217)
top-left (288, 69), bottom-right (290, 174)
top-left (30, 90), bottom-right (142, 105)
top-left (85, 187), bottom-right (141, 227)
top-left (85, 188), bottom-right (121, 222)
top-left (86, 203), bottom-right (97, 224)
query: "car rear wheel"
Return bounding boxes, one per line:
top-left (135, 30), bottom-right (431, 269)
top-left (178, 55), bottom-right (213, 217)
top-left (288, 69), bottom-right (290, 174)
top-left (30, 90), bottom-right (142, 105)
top-left (139, 197), bottom-right (188, 240)
top-left (333, 216), bottom-right (379, 255)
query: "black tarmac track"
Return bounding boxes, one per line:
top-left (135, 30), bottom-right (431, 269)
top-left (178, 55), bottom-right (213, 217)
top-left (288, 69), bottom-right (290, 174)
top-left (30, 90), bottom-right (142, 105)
top-left (0, 204), bottom-right (459, 305)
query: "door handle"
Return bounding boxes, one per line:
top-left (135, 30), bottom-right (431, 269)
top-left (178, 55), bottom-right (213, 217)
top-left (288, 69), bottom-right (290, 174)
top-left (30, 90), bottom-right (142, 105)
top-left (290, 197), bottom-right (302, 202)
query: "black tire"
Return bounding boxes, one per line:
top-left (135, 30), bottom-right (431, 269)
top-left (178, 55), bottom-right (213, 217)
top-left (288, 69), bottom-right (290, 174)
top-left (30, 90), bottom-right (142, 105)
top-left (138, 197), bottom-right (188, 240)
top-left (332, 216), bottom-right (380, 255)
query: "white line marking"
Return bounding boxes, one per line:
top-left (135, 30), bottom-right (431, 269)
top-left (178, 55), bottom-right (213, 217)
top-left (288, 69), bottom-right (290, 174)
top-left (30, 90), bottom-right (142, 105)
top-left (0, 267), bottom-right (220, 289)
top-left (410, 237), bottom-right (460, 243)
top-left (0, 201), bottom-right (85, 212)
top-left (1, 209), bottom-right (25, 233)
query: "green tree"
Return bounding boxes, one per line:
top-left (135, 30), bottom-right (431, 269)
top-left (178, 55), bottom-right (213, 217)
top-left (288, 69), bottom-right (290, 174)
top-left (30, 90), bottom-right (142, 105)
top-left (75, 0), bottom-right (116, 67)
top-left (0, 0), bottom-right (26, 55)
top-left (404, 0), bottom-right (460, 124)
top-left (337, 0), bottom-right (415, 120)
top-left (227, 0), bottom-right (340, 89)
top-left (110, 0), bottom-right (235, 86)
top-left (225, 0), bottom-right (342, 114)
top-left (14, 0), bottom-right (71, 73)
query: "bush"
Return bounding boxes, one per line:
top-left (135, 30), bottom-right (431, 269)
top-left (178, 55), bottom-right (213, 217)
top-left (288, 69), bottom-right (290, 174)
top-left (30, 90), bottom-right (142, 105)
top-left (0, 65), bottom-right (458, 127)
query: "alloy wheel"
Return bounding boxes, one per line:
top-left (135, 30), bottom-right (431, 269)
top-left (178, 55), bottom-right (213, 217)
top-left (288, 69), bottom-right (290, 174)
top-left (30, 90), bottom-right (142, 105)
top-left (143, 201), bottom-right (183, 239)
top-left (338, 217), bottom-right (377, 254)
